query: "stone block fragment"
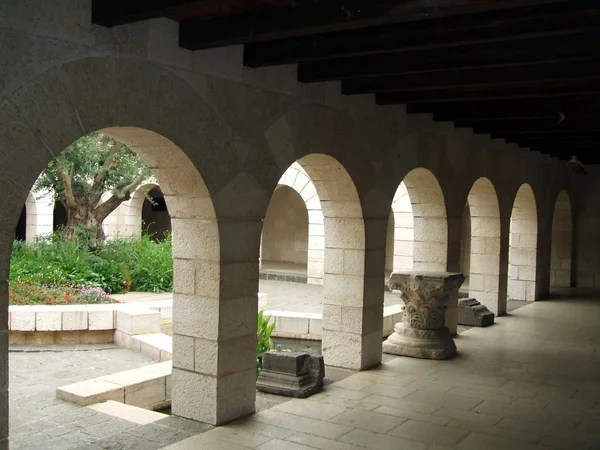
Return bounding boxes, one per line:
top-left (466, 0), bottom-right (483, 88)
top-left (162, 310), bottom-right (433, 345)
top-left (458, 298), bottom-right (495, 327)
top-left (257, 351), bottom-right (324, 398)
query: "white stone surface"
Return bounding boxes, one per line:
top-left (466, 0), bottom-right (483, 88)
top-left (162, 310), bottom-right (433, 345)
top-left (86, 400), bottom-right (166, 425)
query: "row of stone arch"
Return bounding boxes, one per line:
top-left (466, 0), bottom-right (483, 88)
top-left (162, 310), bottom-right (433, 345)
top-left (14, 184), bottom-right (172, 242)
top-left (263, 165), bottom-right (573, 317)
top-left (4, 126), bottom-right (573, 426)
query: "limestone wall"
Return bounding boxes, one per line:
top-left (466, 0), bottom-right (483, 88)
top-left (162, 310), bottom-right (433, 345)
top-left (262, 185), bottom-right (309, 266)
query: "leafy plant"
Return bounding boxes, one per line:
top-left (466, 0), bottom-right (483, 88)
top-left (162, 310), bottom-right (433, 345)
top-left (256, 311), bottom-right (275, 377)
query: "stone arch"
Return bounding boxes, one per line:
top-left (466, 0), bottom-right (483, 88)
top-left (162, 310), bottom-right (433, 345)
top-left (268, 162), bottom-right (325, 284)
top-left (119, 182), bottom-right (172, 240)
top-left (292, 154), bottom-right (368, 369)
top-left (550, 190), bottom-right (572, 289)
top-left (23, 193), bottom-right (37, 242)
top-left (0, 57), bottom-right (259, 430)
top-left (465, 178), bottom-right (503, 314)
top-left (261, 184), bottom-right (309, 274)
top-left (508, 184), bottom-right (538, 301)
top-left (392, 168), bottom-right (448, 272)
top-left (122, 182), bottom-right (161, 237)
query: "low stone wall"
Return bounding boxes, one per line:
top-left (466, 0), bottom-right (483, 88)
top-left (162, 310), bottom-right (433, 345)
top-left (265, 304), bottom-right (404, 340)
top-left (8, 303), bottom-right (162, 346)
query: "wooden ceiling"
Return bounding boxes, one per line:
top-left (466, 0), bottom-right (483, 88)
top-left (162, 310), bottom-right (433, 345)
top-left (93, 0), bottom-right (600, 163)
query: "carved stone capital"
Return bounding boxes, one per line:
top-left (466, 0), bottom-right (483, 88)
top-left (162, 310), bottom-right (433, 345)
top-left (384, 271), bottom-right (464, 360)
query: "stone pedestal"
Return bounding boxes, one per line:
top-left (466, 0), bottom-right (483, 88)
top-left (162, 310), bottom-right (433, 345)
top-left (256, 351), bottom-right (324, 398)
top-left (383, 272), bottom-right (465, 360)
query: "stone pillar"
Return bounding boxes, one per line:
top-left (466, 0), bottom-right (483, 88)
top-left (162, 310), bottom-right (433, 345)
top-left (0, 280), bottom-right (7, 450)
top-left (383, 272), bottom-right (464, 360)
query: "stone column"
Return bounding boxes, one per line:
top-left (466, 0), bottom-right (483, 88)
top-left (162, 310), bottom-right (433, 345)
top-left (383, 272), bottom-right (464, 360)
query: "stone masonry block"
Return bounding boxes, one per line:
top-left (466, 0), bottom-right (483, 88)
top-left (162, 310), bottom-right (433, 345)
top-left (116, 308), bottom-right (161, 335)
top-left (62, 311), bottom-right (88, 331)
top-left (10, 311), bottom-right (35, 331)
top-left (88, 310), bottom-right (114, 330)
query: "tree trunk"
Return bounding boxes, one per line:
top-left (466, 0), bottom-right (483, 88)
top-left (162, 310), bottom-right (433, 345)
top-left (62, 202), bottom-right (106, 249)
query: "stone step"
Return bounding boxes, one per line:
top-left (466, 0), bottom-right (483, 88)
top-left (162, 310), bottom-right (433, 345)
top-left (130, 333), bottom-right (173, 361)
top-left (87, 400), bottom-right (166, 425)
top-left (57, 361), bottom-right (171, 409)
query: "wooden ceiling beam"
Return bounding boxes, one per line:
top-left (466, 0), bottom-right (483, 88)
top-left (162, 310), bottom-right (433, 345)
top-left (179, 0), bottom-right (567, 50)
top-left (92, 0), bottom-right (244, 27)
top-left (298, 32), bottom-right (600, 82)
top-left (342, 59), bottom-right (600, 95)
top-left (407, 96), bottom-right (600, 118)
top-left (376, 78), bottom-right (600, 104)
top-left (245, 3), bottom-right (598, 67)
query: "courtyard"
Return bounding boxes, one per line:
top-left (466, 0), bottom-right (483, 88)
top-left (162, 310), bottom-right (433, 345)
top-left (8, 291), bottom-right (600, 449)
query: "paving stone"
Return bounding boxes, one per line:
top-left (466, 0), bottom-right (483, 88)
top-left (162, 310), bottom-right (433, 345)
top-left (373, 405), bottom-right (451, 426)
top-left (273, 398), bottom-right (349, 420)
top-left (389, 419), bottom-right (469, 447)
top-left (224, 419), bottom-right (294, 439)
top-left (404, 390), bottom-right (483, 411)
top-left (257, 439), bottom-right (314, 450)
top-left (338, 428), bottom-right (427, 450)
top-left (251, 410), bottom-right (353, 440)
top-left (328, 409), bottom-right (407, 433)
top-left (433, 406), bottom-right (502, 425)
top-left (456, 431), bottom-right (550, 450)
top-left (92, 432), bottom-right (163, 450)
top-left (286, 432), bottom-right (369, 450)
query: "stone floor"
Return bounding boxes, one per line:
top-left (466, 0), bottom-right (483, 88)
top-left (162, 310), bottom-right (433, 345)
top-left (8, 346), bottom-right (212, 450)
top-left (162, 291), bottom-right (600, 450)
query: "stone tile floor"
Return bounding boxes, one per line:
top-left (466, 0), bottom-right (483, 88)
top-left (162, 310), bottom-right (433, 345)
top-left (163, 292), bottom-right (600, 450)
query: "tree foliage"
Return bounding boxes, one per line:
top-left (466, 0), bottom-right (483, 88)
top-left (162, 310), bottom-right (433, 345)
top-left (34, 133), bottom-right (152, 247)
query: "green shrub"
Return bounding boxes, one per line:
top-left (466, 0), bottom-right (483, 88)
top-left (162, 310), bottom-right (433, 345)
top-left (9, 233), bottom-right (174, 295)
top-left (130, 234), bottom-right (173, 293)
top-left (256, 311), bottom-right (275, 377)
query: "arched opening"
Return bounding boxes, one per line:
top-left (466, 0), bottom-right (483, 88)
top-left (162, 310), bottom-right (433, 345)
top-left (550, 190), bottom-right (573, 290)
top-left (53, 201), bottom-right (67, 233)
top-left (508, 184), bottom-right (538, 301)
top-left (15, 205), bottom-right (26, 241)
top-left (264, 162), bottom-right (325, 284)
top-left (261, 185), bottom-right (309, 276)
top-left (391, 168), bottom-right (448, 272)
top-left (142, 186), bottom-right (171, 241)
top-left (385, 209), bottom-right (395, 278)
top-left (6, 128), bottom-right (234, 427)
top-left (460, 202), bottom-right (471, 289)
top-left (466, 178), bottom-right (503, 314)
top-left (268, 154), bottom-right (370, 369)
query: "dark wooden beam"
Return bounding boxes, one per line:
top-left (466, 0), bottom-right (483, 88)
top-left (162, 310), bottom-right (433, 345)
top-left (500, 132), bottom-right (600, 141)
top-left (342, 59), bottom-right (600, 95)
top-left (92, 0), bottom-right (245, 27)
top-left (298, 32), bottom-right (600, 82)
top-left (376, 78), bottom-right (600, 104)
top-left (456, 117), bottom-right (600, 131)
top-left (489, 128), bottom-right (600, 135)
top-left (245, 3), bottom-right (599, 67)
top-left (180, 0), bottom-right (567, 50)
top-left (406, 96), bottom-right (600, 118)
